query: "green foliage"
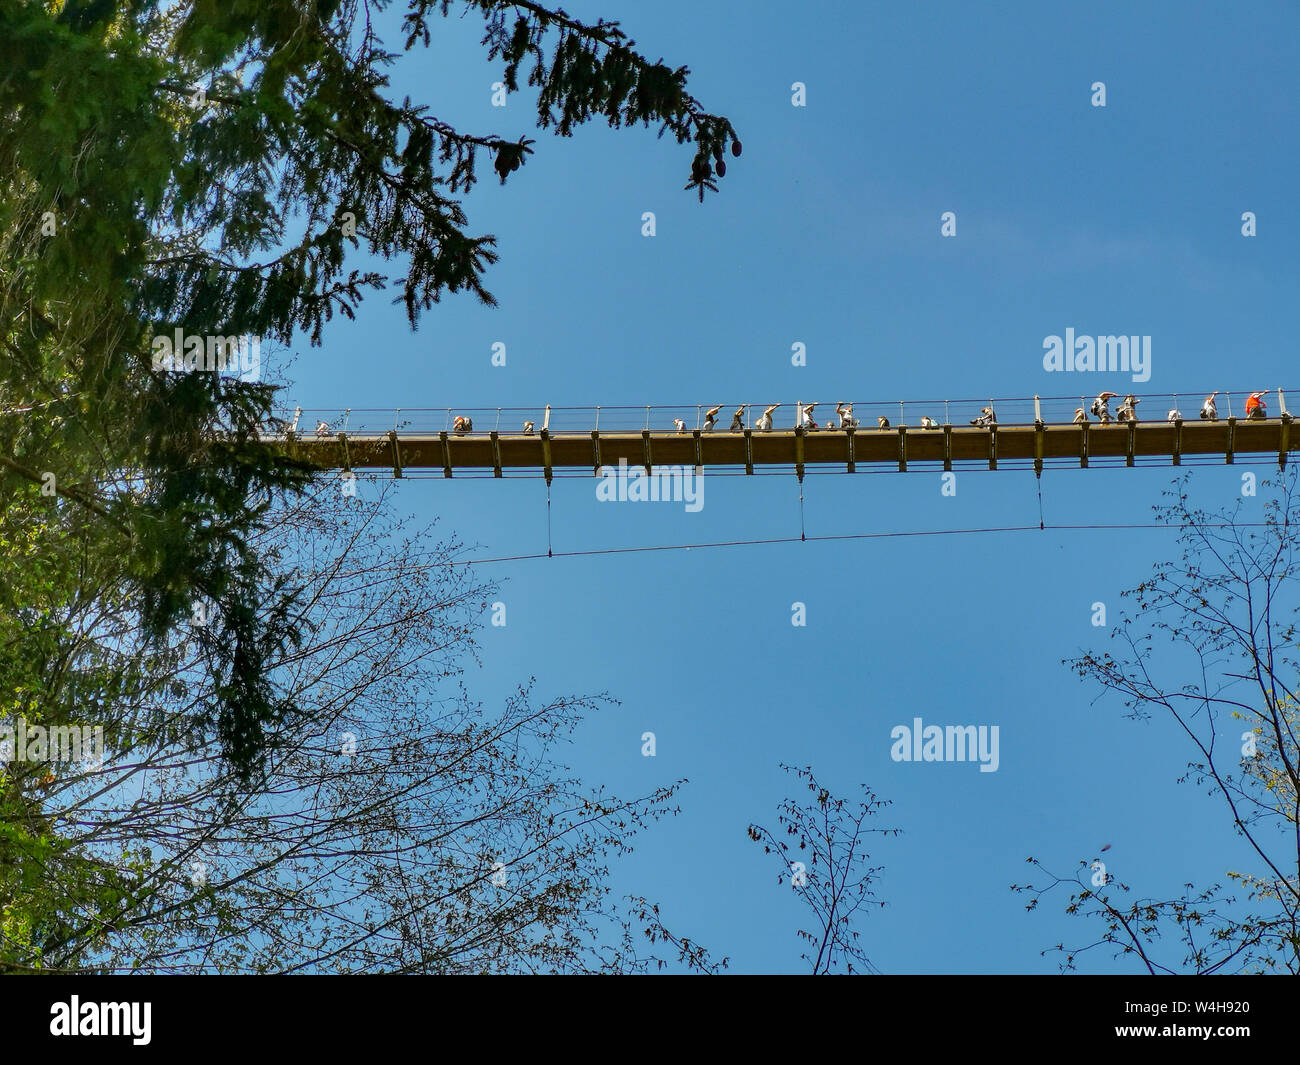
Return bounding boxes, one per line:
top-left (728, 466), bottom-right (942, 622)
top-left (1, 0), bottom-right (738, 775)
top-left (2, 0), bottom-right (736, 970)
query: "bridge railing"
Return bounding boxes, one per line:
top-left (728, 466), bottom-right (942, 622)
top-left (265, 390), bottom-right (1289, 438)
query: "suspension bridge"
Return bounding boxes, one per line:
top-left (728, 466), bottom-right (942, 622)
top-left (265, 389), bottom-right (1297, 482)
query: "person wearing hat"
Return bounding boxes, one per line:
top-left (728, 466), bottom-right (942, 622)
top-left (1090, 391), bottom-right (1118, 425)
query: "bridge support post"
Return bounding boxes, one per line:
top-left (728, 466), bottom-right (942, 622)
top-left (1172, 419), bottom-right (1182, 466)
top-left (846, 426), bottom-right (856, 473)
top-left (744, 428), bottom-right (754, 475)
top-left (897, 425), bottom-right (907, 472)
top-left (540, 428), bottom-right (553, 485)
top-left (490, 431), bottom-right (502, 478)
top-left (943, 424), bottom-right (952, 471)
top-left (1033, 394), bottom-right (1044, 477)
top-left (1079, 422), bottom-right (1089, 468)
top-left (1225, 417), bottom-right (1236, 465)
top-left (591, 430), bottom-right (601, 477)
top-left (389, 429), bottom-right (406, 478)
top-left (794, 425), bottom-right (805, 482)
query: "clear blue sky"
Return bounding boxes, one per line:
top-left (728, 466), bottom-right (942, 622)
top-left (278, 1), bottom-right (1299, 972)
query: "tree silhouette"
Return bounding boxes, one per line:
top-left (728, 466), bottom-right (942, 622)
top-left (748, 765), bottom-right (899, 974)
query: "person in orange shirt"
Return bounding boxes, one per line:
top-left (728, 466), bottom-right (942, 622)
top-left (1245, 391), bottom-right (1269, 420)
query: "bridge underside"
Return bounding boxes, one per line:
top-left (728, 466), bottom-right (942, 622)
top-left (269, 417), bottom-right (1297, 480)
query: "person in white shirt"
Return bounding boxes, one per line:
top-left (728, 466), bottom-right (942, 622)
top-left (1116, 395), bottom-right (1140, 423)
top-left (1090, 392), bottom-right (1118, 425)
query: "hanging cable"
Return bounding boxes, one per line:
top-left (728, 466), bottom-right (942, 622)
top-left (1036, 475), bottom-right (1045, 530)
top-left (798, 481), bottom-right (806, 542)
top-left (443, 520), bottom-right (1280, 567)
top-left (545, 481), bottom-right (553, 558)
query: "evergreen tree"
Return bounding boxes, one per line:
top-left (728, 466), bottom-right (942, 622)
top-left (0, 0), bottom-right (740, 778)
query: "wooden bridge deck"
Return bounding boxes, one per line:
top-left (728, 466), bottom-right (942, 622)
top-left (269, 417), bottom-right (1296, 480)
